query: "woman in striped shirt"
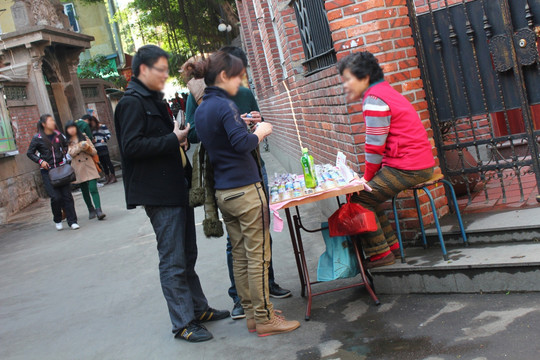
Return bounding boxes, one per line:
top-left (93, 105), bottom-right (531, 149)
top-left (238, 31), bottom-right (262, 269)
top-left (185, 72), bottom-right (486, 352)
top-left (338, 51), bottom-right (436, 269)
top-left (89, 116), bottom-right (117, 184)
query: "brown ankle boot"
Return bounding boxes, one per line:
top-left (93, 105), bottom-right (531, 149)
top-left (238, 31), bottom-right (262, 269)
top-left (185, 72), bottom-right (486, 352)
top-left (247, 318), bottom-right (256, 333)
top-left (256, 313), bottom-right (300, 337)
top-left (109, 174), bottom-right (117, 184)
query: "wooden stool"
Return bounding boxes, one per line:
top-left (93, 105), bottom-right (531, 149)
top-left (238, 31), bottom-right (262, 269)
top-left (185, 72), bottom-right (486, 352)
top-left (391, 173), bottom-right (468, 262)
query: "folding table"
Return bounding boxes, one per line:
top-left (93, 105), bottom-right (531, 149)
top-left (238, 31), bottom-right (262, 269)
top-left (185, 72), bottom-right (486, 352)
top-left (270, 183), bottom-right (380, 320)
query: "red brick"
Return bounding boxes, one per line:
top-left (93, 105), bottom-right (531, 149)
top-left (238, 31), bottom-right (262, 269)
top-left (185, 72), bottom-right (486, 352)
top-left (325, 0), bottom-right (355, 11)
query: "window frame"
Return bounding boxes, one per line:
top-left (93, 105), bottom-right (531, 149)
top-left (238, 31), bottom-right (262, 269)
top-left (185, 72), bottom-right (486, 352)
top-left (292, 0), bottom-right (337, 76)
top-left (0, 90), bottom-right (18, 157)
top-left (63, 3), bottom-right (81, 33)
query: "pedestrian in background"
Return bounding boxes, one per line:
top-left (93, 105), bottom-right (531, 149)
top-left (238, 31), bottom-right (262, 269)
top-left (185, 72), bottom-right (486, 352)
top-left (27, 114), bottom-right (79, 230)
top-left (88, 116), bottom-right (117, 184)
top-left (114, 45), bottom-right (229, 343)
top-left (185, 50), bottom-right (300, 337)
top-left (76, 115), bottom-right (94, 141)
top-left (65, 120), bottom-right (106, 221)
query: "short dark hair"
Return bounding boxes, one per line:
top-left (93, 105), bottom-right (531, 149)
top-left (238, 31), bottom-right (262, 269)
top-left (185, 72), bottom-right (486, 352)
top-left (220, 46), bottom-right (248, 68)
top-left (337, 51), bottom-right (384, 84)
top-left (132, 45), bottom-right (170, 77)
top-left (80, 114), bottom-right (91, 121)
top-left (183, 51), bottom-right (245, 86)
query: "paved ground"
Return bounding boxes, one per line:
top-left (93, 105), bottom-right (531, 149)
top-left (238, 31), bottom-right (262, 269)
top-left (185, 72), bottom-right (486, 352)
top-left (1, 151), bottom-right (540, 360)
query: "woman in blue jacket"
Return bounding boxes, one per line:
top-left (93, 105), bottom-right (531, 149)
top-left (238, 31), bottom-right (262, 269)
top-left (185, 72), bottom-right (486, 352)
top-left (185, 51), bottom-right (300, 337)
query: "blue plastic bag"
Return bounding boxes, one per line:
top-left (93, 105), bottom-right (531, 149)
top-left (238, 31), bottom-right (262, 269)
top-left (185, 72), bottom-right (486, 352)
top-left (317, 222), bottom-right (360, 282)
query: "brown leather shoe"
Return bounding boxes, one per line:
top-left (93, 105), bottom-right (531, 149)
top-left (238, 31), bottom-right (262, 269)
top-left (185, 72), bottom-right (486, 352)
top-left (366, 252), bottom-right (396, 269)
top-left (256, 313), bottom-right (300, 337)
top-left (391, 248), bottom-right (401, 258)
top-left (247, 318), bottom-right (256, 333)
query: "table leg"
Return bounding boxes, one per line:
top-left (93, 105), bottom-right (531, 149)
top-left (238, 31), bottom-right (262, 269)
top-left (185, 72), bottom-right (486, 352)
top-left (285, 208), bottom-right (305, 297)
top-left (352, 238), bottom-right (380, 306)
top-left (293, 215), bottom-right (313, 321)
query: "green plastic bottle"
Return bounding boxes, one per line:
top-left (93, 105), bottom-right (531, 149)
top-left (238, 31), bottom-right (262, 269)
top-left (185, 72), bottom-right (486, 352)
top-left (301, 148), bottom-right (318, 188)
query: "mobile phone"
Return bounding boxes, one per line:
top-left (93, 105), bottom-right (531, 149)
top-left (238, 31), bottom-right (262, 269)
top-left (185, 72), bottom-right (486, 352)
top-left (176, 110), bottom-right (186, 130)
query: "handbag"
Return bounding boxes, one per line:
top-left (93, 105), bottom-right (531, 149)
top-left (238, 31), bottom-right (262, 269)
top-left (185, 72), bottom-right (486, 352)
top-left (317, 222), bottom-right (360, 281)
top-left (93, 154), bottom-right (102, 173)
top-left (48, 164), bottom-right (76, 187)
top-left (328, 196), bottom-right (378, 237)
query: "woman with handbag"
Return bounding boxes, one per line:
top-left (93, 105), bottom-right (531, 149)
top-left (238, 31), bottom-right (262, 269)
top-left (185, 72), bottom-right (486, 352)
top-left (65, 121), bottom-right (107, 221)
top-left (88, 116), bottom-right (117, 184)
top-left (27, 114), bottom-right (79, 230)
top-left (338, 51), bottom-right (436, 269)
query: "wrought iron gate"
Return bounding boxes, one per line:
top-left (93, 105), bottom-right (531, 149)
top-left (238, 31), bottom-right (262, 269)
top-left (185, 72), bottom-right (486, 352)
top-left (407, 0), bottom-right (540, 204)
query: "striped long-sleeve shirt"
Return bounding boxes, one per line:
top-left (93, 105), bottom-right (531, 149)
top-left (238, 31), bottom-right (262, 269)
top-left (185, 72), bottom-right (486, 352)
top-left (363, 95), bottom-right (391, 181)
top-left (92, 124), bottom-right (111, 149)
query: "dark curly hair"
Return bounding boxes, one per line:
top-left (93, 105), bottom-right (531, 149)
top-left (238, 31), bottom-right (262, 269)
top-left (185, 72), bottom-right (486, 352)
top-left (337, 51), bottom-right (384, 84)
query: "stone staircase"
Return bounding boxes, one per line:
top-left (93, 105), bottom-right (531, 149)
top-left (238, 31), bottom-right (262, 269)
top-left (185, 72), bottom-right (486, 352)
top-left (370, 207), bottom-right (540, 294)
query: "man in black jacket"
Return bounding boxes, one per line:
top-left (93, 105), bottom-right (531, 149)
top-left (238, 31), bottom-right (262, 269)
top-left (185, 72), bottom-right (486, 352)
top-left (114, 45), bottom-right (228, 343)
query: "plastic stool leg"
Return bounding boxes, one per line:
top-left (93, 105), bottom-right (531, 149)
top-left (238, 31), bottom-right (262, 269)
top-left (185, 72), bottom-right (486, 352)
top-left (392, 196), bottom-right (406, 263)
top-left (414, 189), bottom-right (428, 249)
top-left (422, 186), bottom-right (449, 261)
top-left (441, 179), bottom-right (468, 247)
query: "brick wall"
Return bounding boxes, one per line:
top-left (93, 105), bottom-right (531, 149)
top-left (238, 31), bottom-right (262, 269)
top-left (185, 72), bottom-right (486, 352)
top-left (0, 103), bottom-right (42, 224)
top-left (237, 0), bottom-right (450, 240)
top-left (9, 105), bottom-right (40, 152)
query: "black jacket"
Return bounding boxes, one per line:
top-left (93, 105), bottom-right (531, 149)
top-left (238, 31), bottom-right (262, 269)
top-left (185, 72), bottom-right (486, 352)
top-left (114, 78), bottom-right (188, 209)
top-left (27, 131), bottom-right (68, 168)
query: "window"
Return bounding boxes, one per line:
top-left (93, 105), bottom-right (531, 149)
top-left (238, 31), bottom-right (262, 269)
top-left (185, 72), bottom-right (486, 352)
top-left (63, 3), bottom-right (80, 33)
top-left (4, 86), bottom-right (28, 101)
top-left (0, 95), bottom-right (17, 155)
top-left (292, 0), bottom-right (336, 75)
top-left (82, 87), bottom-right (99, 99)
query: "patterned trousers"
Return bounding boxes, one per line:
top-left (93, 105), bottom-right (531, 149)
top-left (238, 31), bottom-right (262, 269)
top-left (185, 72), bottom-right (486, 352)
top-left (350, 166), bottom-right (434, 257)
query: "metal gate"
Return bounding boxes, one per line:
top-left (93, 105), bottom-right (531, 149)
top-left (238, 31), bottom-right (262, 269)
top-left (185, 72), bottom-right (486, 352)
top-left (406, 0), bottom-right (540, 204)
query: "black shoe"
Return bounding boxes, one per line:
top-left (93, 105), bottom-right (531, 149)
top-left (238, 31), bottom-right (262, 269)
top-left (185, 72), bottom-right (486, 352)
top-left (196, 307), bottom-right (230, 322)
top-left (175, 322), bottom-right (213, 342)
top-left (269, 284), bottom-right (292, 299)
top-left (231, 302), bottom-right (246, 320)
top-left (95, 208), bottom-right (106, 220)
top-left (88, 207), bottom-right (96, 220)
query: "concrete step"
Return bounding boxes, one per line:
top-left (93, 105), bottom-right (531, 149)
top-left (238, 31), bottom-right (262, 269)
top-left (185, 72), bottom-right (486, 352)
top-left (418, 207), bottom-right (540, 246)
top-left (370, 242), bottom-right (540, 294)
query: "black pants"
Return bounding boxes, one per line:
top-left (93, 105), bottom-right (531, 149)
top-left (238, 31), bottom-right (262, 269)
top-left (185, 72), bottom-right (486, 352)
top-left (145, 205), bottom-right (209, 334)
top-left (97, 148), bottom-right (115, 176)
top-left (41, 170), bottom-right (78, 226)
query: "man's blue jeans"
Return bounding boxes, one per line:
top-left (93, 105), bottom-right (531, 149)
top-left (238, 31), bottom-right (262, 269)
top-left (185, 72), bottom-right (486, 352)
top-left (145, 205), bottom-right (209, 334)
top-left (227, 163), bottom-right (276, 304)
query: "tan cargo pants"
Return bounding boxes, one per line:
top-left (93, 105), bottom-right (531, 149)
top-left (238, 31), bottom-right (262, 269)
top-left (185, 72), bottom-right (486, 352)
top-left (215, 182), bottom-right (274, 324)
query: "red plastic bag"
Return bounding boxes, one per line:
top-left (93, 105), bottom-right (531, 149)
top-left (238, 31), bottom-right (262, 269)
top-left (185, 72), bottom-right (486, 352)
top-left (328, 201), bottom-right (378, 237)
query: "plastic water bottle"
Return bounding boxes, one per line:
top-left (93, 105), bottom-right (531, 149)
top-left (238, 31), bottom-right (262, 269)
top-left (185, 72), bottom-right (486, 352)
top-left (301, 148), bottom-right (318, 188)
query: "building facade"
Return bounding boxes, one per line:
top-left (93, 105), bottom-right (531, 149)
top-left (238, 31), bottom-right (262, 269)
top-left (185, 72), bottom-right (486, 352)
top-left (0, 0), bottom-right (120, 223)
top-left (236, 0), bottom-right (540, 238)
